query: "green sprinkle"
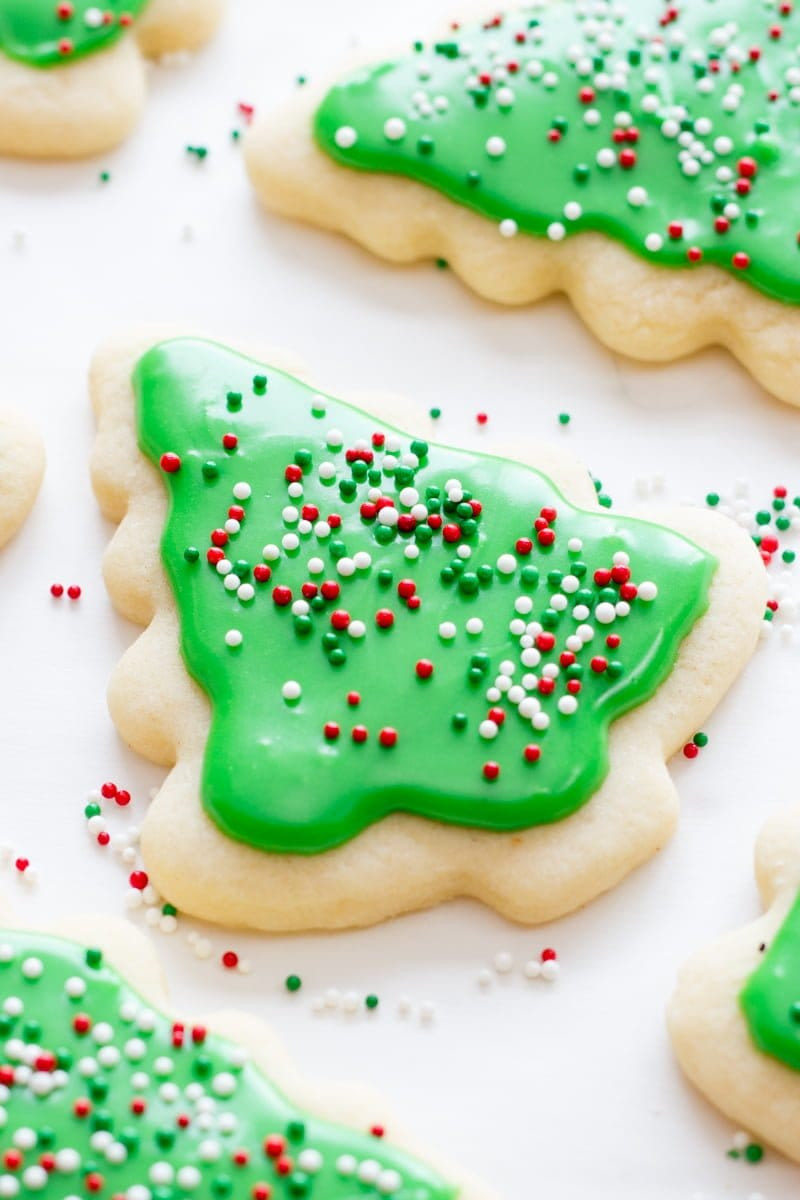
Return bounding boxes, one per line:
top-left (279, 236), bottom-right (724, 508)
top-left (285, 975), bottom-right (302, 993)
top-left (744, 1143), bottom-right (764, 1164)
top-left (183, 546), bottom-right (200, 563)
top-left (692, 732), bottom-right (709, 748)
top-left (186, 145), bottom-right (208, 160)
top-left (365, 994), bottom-right (379, 1010)
top-left (85, 949), bottom-right (103, 969)
top-left (84, 802), bottom-right (101, 819)
top-left (429, 407), bottom-right (441, 419)
top-left (705, 492), bottom-right (720, 507)
top-left (558, 412), bottom-right (571, 426)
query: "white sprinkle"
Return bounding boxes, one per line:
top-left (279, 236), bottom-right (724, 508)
top-left (334, 126), bottom-right (358, 149)
top-left (384, 117), bottom-right (407, 140)
top-left (282, 680), bottom-right (301, 702)
top-left (499, 218), bottom-right (518, 238)
top-left (225, 630), bottom-right (243, 648)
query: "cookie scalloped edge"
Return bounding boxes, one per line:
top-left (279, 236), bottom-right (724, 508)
top-left (244, 73), bottom-right (800, 410)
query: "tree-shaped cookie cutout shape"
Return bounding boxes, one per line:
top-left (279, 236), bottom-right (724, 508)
top-left (312, 0), bottom-right (800, 303)
top-left (0, 1), bottom-right (148, 66)
top-left (0, 929), bottom-right (458, 1197)
top-left (134, 338), bottom-right (715, 857)
top-left (670, 802), bottom-right (800, 1163)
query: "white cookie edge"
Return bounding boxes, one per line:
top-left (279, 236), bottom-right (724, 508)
top-left (0, 896), bottom-right (494, 1199)
top-left (90, 327), bottom-right (766, 933)
top-left (0, 408), bottom-right (44, 548)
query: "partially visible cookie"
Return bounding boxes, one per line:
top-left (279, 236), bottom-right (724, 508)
top-left (670, 803), bottom-right (800, 1164)
top-left (0, 898), bottom-right (488, 1198)
top-left (91, 331), bottom-right (765, 933)
top-left (0, 0), bottom-right (224, 159)
top-left (0, 409), bottom-right (44, 547)
top-left (246, 1), bottom-right (800, 408)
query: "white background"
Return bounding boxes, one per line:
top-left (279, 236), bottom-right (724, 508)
top-left (2, 1), bottom-right (800, 1196)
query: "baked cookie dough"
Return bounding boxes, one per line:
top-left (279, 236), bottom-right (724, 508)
top-left (0, 898), bottom-right (486, 1198)
top-left (91, 331), bottom-right (765, 932)
top-left (0, 0), bottom-right (223, 159)
top-left (670, 801), bottom-right (800, 1164)
top-left (245, 1), bottom-right (800, 408)
top-left (0, 409), bottom-right (44, 547)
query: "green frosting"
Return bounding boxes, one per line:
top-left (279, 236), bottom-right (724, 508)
top-left (134, 338), bottom-right (714, 856)
top-left (742, 890), bottom-right (800, 1071)
top-left (0, 929), bottom-right (457, 1198)
top-left (314, 0), bottom-right (800, 305)
top-left (0, 1), bottom-right (148, 67)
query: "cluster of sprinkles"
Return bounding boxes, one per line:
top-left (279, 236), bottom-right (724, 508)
top-left (317, 0), bottom-right (800, 302)
top-left (477, 947), bottom-right (560, 987)
top-left (0, 933), bottom-right (452, 1198)
top-left (727, 1131), bottom-right (765, 1163)
top-left (705, 480), bottom-right (800, 642)
top-left (49, 584), bottom-right (81, 601)
top-left (682, 731), bottom-right (709, 760)
top-left (0, 847), bottom-right (37, 888)
top-left (303, 988), bottom-right (436, 1026)
top-left (82, 783), bottom-right (251, 971)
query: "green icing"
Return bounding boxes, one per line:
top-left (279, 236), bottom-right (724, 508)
top-left (313, 0), bottom-right (800, 305)
top-left (0, 929), bottom-right (457, 1198)
top-left (0, 1), bottom-right (148, 67)
top-left (742, 890), bottom-right (800, 1072)
top-left (134, 339), bottom-right (715, 856)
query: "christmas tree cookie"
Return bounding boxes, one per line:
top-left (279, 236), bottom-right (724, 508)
top-left (0, 901), bottom-right (485, 1199)
top-left (90, 331), bottom-right (765, 932)
top-left (670, 802), bottom-right (800, 1163)
top-left (0, 410), bottom-right (44, 548)
top-left (0, 0), bottom-right (223, 158)
top-left (246, 0), bottom-right (800, 408)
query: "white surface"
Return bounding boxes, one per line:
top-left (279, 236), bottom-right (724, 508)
top-left (1, 2), bottom-right (799, 1196)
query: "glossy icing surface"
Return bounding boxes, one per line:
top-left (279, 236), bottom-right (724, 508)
top-left (314, 0), bottom-right (800, 304)
top-left (0, 929), bottom-right (457, 1198)
top-left (742, 891), bottom-right (800, 1072)
top-left (0, 1), bottom-right (148, 67)
top-left (135, 338), bottom-right (715, 855)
